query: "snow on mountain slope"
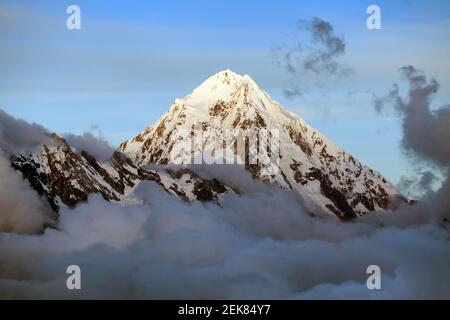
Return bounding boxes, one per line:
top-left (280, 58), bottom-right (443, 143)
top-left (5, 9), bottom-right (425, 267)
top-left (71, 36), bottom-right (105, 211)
top-left (11, 133), bottom-right (231, 213)
top-left (120, 70), bottom-right (407, 220)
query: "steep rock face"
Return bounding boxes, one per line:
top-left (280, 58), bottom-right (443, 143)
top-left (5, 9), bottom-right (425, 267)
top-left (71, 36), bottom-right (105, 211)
top-left (11, 134), bottom-right (230, 212)
top-left (120, 70), bottom-right (406, 219)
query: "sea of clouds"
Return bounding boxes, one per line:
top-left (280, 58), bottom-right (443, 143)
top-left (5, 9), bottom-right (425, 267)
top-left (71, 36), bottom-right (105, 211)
top-left (0, 175), bottom-right (449, 299)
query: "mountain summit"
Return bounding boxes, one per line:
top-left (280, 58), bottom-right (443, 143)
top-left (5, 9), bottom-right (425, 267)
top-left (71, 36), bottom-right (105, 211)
top-left (120, 70), bottom-right (406, 219)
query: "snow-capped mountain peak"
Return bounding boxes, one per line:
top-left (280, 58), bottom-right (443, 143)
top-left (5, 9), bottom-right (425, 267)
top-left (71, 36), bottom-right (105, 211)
top-left (188, 69), bottom-right (258, 103)
top-left (120, 70), bottom-right (408, 220)
top-left (6, 70), bottom-right (408, 222)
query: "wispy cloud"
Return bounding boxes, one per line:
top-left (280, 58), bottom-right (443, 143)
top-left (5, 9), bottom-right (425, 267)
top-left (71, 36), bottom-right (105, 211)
top-left (273, 17), bottom-right (352, 98)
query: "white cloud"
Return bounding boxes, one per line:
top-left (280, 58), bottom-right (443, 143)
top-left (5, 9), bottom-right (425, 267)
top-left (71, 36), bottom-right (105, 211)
top-left (0, 179), bottom-right (449, 299)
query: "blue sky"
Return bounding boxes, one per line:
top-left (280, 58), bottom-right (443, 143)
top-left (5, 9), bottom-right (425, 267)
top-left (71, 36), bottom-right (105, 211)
top-left (1, 0), bottom-right (449, 184)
